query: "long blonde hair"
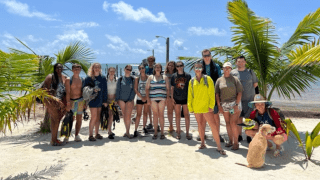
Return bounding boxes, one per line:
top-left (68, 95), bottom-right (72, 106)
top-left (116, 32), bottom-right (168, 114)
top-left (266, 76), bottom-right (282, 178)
top-left (88, 63), bottom-right (102, 79)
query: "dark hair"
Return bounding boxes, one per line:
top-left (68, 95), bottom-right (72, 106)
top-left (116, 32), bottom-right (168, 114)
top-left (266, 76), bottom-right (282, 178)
top-left (147, 56), bottom-right (155, 62)
top-left (125, 64), bottom-right (132, 70)
top-left (107, 67), bottom-right (117, 82)
top-left (202, 49), bottom-right (211, 56)
top-left (236, 55), bottom-right (246, 62)
top-left (165, 61), bottom-right (176, 74)
top-left (153, 63), bottom-right (162, 75)
top-left (176, 61), bottom-right (184, 73)
top-left (72, 63), bottom-right (82, 69)
top-left (52, 63), bottom-right (63, 90)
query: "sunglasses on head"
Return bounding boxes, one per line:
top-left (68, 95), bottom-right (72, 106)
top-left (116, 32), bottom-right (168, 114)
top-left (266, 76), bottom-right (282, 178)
top-left (176, 65), bottom-right (183, 68)
top-left (195, 67), bottom-right (203, 70)
top-left (203, 54), bottom-right (211, 57)
top-left (139, 67), bottom-right (145, 70)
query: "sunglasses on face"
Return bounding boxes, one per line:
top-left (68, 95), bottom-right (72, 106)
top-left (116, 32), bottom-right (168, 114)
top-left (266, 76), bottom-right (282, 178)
top-left (126, 68), bottom-right (132, 72)
top-left (195, 67), bottom-right (203, 70)
top-left (203, 54), bottom-right (211, 58)
top-left (176, 65), bottom-right (183, 68)
top-left (139, 67), bottom-right (145, 70)
top-left (57, 67), bottom-right (63, 70)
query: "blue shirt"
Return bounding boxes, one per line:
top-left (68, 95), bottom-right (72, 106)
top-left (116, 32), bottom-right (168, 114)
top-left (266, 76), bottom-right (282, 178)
top-left (205, 65), bottom-right (210, 77)
top-left (145, 65), bottom-right (153, 75)
top-left (256, 112), bottom-right (276, 127)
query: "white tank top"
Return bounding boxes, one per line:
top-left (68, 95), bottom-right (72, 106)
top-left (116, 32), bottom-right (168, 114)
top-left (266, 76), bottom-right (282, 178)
top-left (107, 78), bottom-right (117, 95)
top-left (137, 76), bottom-right (147, 100)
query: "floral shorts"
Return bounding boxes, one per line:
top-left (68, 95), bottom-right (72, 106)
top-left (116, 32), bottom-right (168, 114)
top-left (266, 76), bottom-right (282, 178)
top-left (221, 101), bottom-right (242, 112)
top-left (71, 97), bottom-right (85, 115)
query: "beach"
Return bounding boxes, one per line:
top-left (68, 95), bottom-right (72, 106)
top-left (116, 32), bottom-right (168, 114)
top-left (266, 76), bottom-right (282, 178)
top-left (1, 104), bottom-right (320, 180)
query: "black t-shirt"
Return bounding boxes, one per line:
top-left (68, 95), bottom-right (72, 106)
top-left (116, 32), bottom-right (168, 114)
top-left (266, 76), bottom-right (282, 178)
top-left (171, 72), bottom-right (191, 101)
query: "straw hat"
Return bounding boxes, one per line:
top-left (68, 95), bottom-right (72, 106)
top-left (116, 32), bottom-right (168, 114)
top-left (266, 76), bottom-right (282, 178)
top-left (248, 94), bottom-right (272, 108)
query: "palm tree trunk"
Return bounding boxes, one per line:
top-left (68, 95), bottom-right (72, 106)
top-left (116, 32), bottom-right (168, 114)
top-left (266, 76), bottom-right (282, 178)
top-left (40, 110), bottom-right (51, 133)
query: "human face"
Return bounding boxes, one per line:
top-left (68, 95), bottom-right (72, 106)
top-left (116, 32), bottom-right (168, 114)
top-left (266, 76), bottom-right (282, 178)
top-left (148, 59), bottom-right (154, 66)
top-left (139, 66), bottom-right (145, 74)
top-left (236, 58), bottom-right (246, 69)
top-left (255, 103), bottom-right (266, 114)
top-left (109, 68), bottom-right (116, 76)
top-left (223, 66), bottom-right (232, 77)
top-left (93, 64), bottom-right (101, 75)
top-left (194, 64), bottom-right (203, 76)
top-left (154, 65), bottom-right (161, 74)
top-left (55, 65), bottom-right (63, 74)
top-left (72, 67), bottom-right (81, 75)
top-left (167, 63), bottom-right (175, 73)
top-left (176, 63), bottom-right (184, 72)
top-left (125, 67), bottom-right (132, 75)
top-left (202, 51), bottom-right (211, 65)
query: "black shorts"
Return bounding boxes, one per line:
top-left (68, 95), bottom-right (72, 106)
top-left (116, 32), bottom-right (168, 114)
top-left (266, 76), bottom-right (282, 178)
top-left (174, 99), bottom-right (187, 105)
top-left (136, 100), bottom-right (147, 105)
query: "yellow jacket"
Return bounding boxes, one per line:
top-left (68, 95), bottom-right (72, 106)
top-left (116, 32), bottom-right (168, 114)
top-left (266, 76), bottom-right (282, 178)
top-left (188, 76), bottom-right (215, 113)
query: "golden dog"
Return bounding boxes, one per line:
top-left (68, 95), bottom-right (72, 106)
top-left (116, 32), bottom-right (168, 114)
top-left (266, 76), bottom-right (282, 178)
top-left (237, 124), bottom-right (276, 168)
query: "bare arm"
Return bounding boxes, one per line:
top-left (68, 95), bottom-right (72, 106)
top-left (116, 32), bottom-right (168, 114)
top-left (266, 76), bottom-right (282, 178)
top-left (43, 74), bottom-right (53, 90)
top-left (146, 76), bottom-right (151, 105)
top-left (165, 76), bottom-right (170, 99)
top-left (134, 77), bottom-right (142, 99)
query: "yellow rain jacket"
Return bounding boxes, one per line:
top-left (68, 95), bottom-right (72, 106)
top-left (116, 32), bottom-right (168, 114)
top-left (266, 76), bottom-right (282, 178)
top-left (188, 76), bottom-right (215, 113)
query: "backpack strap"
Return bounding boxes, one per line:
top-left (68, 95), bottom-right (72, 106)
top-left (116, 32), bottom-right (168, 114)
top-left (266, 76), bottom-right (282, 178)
top-left (70, 76), bottom-right (73, 85)
top-left (203, 75), bottom-right (208, 87)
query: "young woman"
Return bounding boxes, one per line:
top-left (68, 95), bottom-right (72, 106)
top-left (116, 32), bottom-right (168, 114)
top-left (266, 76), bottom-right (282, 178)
top-left (83, 63), bottom-right (108, 141)
top-left (43, 63), bottom-right (68, 146)
top-left (106, 67), bottom-right (117, 139)
top-left (116, 65), bottom-right (136, 139)
top-left (245, 94), bottom-right (287, 157)
top-left (164, 61), bottom-right (176, 133)
top-left (188, 61), bottom-right (226, 155)
top-left (133, 64), bottom-right (149, 136)
top-left (146, 63), bottom-right (170, 140)
top-left (215, 62), bottom-right (243, 150)
top-left (171, 61), bottom-right (192, 140)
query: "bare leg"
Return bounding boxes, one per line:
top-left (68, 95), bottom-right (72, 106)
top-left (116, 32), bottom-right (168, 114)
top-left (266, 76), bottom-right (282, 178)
top-left (213, 113), bottom-right (220, 136)
top-left (142, 104), bottom-right (149, 128)
top-left (94, 108), bottom-right (102, 135)
top-left (230, 113), bottom-right (239, 147)
top-left (135, 104), bottom-right (143, 131)
top-left (148, 107), bottom-right (152, 125)
top-left (151, 101), bottom-right (160, 135)
top-left (89, 108), bottom-right (98, 137)
top-left (223, 112), bottom-right (233, 143)
top-left (238, 116), bottom-right (243, 137)
top-left (195, 113), bottom-right (206, 147)
top-left (174, 104), bottom-right (182, 135)
top-left (125, 102), bottom-right (134, 135)
top-left (158, 100), bottom-right (166, 135)
top-left (166, 98), bottom-right (175, 131)
top-left (75, 114), bottom-right (82, 136)
top-left (107, 108), bottom-right (114, 135)
top-left (204, 112), bottom-right (223, 150)
top-left (183, 105), bottom-right (190, 136)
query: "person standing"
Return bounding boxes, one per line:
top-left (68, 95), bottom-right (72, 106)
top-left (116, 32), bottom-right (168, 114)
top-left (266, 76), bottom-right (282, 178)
top-left (164, 61), bottom-right (176, 133)
top-left (83, 63), bottom-right (108, 141)
top-left (188, 62), bottom-right (226, 155)
top-left (145, 56), bottom-right (155, 129)
top-left (231, 55), bottom-right (259, 143)
top-left (200, 49), bottom-right (224, 143)
top-left (106, 67), bottom-right (117, 139)
top-left (215, 62), bottom-right (243, 150)
top-left (43, 63), bottom-right (67, 146)
top-left (65, 64), bottom-right (85, 143)
top-left (133, 64), bottom-right (149, 136)
top-left (171, 61), bottom-right (192, 140)
top-left (116, 65), bottom-right (136, 139)
top-left (146, 63), bottom-right (170, 140)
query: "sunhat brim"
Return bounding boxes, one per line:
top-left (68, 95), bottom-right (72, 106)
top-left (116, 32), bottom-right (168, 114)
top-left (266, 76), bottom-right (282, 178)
top-left (248, 101), bottom-right (272, 109)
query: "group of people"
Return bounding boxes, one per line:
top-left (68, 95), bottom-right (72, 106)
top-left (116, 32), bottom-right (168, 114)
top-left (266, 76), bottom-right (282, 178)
top-left (43, 49), bottom-right (287, 157)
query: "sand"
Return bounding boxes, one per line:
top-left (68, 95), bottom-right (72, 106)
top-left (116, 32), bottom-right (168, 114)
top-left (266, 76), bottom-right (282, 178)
top-left (0, 105), bottom-right (320, 180)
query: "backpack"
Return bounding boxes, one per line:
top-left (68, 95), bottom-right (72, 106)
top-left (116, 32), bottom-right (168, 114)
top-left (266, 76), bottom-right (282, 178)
top-left (255, 107), bottom-right (287, 134)
top-left (190, 75), bottom-right (209, 98)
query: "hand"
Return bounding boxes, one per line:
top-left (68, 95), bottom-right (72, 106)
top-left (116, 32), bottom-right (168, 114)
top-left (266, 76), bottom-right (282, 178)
top-left (208, 108), bottom-right (213, 112)
top-left (66, 103), bottom-right (71, 112)
top-left (147, 99), bottom-right (151, 106)
top-left (83, 103), bottom-right (87, 110)
top-left (172, 99), bottom-right (176, 106)
top-left (218, 106), bottom-right (224, 114)
top-left (142, 97), bottom-right (147, 102)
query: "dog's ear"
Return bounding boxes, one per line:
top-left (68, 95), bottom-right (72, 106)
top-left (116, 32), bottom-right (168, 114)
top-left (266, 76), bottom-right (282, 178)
top-left (260, 125), bottom-right (268, 136)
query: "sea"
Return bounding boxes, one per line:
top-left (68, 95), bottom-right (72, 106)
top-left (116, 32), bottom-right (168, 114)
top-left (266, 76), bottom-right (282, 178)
top-left (3, 63), bottom-right (320, 111)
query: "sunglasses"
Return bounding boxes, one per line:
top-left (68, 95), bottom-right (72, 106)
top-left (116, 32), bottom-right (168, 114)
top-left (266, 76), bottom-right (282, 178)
top-left (57, 67), bottom-right (63, 70)
top-left (139, 67), bottom-right (145, 70)
top-left (195, 67), bottom-right (203, 70)
top-left (203, 54), bottom-right (211, 57)
top-left (126, 68), bottom-right (132, 72)
top-left (176, 65), bottom-right (183, 68)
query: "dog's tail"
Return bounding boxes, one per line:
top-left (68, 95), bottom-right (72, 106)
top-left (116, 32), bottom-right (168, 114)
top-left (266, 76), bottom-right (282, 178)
top-left (235, 163), bottom-right (248, 168)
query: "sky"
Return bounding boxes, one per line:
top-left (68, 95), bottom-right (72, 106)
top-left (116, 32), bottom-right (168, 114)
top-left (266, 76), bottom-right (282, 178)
top-left (0, 0), bottom-right (319, 64)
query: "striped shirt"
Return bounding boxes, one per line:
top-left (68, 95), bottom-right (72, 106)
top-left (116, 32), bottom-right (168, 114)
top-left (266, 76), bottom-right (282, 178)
top-left (149, 75), bottom-right (167, 100)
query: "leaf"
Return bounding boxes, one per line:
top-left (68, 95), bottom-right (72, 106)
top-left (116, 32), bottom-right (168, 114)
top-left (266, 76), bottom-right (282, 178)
top-left (306, 131), bottom-right (309, 144)
top-left (306, 135), bottom-right (313, 159)
top-left (289, 122), bottom-right (302, 144)
top-left (311, 122), bottom-right (320, 140)
top-left (312, 135), bottom-right (320, 148)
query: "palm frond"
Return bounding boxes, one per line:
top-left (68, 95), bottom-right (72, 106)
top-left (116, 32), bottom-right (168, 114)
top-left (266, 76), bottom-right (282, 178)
top-left (14, 37), bottom-right (37, 55)
top-left (289, 38), bottom-right (320, 66)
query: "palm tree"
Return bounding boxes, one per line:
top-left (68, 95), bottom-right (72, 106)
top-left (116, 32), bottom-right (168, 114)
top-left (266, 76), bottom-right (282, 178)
top-left (181, 0), bottom-right (320, 100)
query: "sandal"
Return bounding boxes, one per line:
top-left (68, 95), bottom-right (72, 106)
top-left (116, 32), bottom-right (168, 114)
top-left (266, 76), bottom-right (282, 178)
top-left (50, 140), bottom-right (64, 146)
top-left (225, 142), bottom-right (233, 147)
top-left (134, 131), bottom-right (139, 137)
top-left (160, 134), bottom-right (165, 140)
top-left (88, 136), bottom-right (96, 141)
top-left (198, 144), bottom-right (207, 149)
top-left (152, 134), bottom-right (158, 140)
top-left (216, 149), bottom-right (226, 155)
top-left (231, 144), bottom-right (239, 150)
top-left (108, 134), bottom-right (115, 139)
top-left (168, 128), bottom-right (175, 133)
top-left (95, 134), bottom-right (103, 140)
top-left (274, 146), bottom-right (284, 157)
top-left (186, 135), bottom-right (192, 140)
top-left (123, 133), bottom-right (132, 139)
top-left (176, 134), bottom-right (181, 140)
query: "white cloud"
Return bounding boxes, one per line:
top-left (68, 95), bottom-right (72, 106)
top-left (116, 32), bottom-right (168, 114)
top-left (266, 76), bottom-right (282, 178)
top-left (27, 35), bottom-right (42, 42)
top-left (104, 1), bottom-right (169, 23)
top-left (173, 39), bottom-right (187, 50)
top-left (188, 27), bottom-right (226, 36)
top-left (0, 0), bottom-right (58, 21)
top-left (56, 30), bottom-right (91, 45)
top-left (103, 1), bottom-right (110, 12)
top-left (105, 34), bottom-right (147, 54)
top-left (135, 39), bottom-right (159, 49)
top-left (65, 22), bottom-right (99, 29)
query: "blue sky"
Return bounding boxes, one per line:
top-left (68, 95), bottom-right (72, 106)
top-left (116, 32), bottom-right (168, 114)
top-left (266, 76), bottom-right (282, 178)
top-left (0, 0), bottom-right (319, 64)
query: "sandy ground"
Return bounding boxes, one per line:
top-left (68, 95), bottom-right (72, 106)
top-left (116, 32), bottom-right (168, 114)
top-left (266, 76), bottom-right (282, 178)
top-left (0, 105), bottom-right (320, 180)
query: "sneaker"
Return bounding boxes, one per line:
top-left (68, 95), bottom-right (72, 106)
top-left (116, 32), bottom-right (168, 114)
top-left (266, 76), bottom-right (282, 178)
top-left (247, 136), bottom-right (252, 143)
top-left (220, 135), bottom-right (225, 143)
top-left (63, 137), bottom-right (69, 143)
top-left (143, 128), bottom-right (148, 134)
top-left (197, 135), bottom-right (207, 141)
top-left (238, 135), bottom-right (243, 142)
top-left (74, 135), bottom-right (82, 142)
top-left (147, 124), bottom-right (153, 130)
top-left (134, 131), bottom-right (139, 137)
